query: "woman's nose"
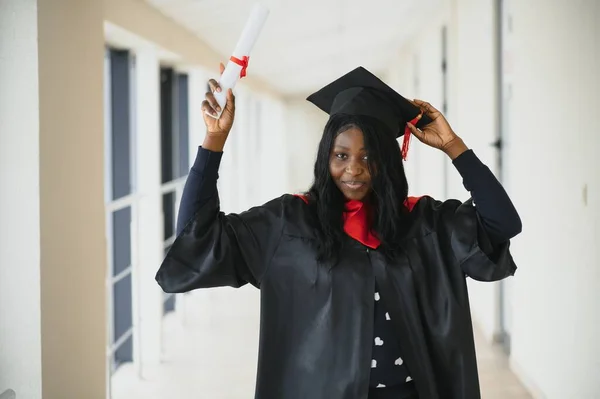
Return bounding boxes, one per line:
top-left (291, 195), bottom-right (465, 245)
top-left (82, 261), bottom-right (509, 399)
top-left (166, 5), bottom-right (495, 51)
top-left (345, 161), bottom-right (363, 176)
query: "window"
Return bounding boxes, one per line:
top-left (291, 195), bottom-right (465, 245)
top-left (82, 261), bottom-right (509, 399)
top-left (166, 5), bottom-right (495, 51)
top-left (178, 74), bottom-right (190, 176)
top-left (159, 66), bottom-right (190, 314)
top-left (104, 47), bottom-right (137, 373)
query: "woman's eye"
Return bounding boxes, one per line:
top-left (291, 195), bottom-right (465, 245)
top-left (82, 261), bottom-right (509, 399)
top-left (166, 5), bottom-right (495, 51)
top-left (336, 153), bottom-right (347, 160)
top-left (363, 155), bottom-right (369, 161)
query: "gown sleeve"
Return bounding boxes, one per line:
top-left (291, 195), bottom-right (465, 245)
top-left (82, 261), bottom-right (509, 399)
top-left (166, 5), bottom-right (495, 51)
top-left (155, 147), bottom-right (286, 293)
top-left (437, 150), bottom-right (522, 282)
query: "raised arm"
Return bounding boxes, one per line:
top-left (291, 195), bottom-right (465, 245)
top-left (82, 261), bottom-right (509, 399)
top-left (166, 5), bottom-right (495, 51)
top-left (407, 99), bottom-right (521, 281)
top-left (176, 147), bottom-right (223, 236)
top-left (444, 149), bottom-right (521, 281)
top-left (156, 66), bottom-right (285, 293)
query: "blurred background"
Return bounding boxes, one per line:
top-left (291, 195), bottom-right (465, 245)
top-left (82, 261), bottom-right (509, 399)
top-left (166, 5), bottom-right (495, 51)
top-left (1, 0), bottom-right (599, 398)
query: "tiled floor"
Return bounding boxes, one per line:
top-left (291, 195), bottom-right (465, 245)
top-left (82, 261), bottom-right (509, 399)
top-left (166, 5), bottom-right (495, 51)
top-left (474, 326), bottom-right (533, 399)
top-left (112, 287), bottom-right (533, 399)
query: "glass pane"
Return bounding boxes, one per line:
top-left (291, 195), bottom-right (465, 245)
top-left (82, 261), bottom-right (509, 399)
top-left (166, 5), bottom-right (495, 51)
top-left (163, 192), bottom-right (175, 240)
top-left (177, 73), bottom-right (189, 177)
top-left (164, 294), bottom-right (176, 314)
top-left (113, 273), bottom-right (133, 343)
top-left (112, 206), bottom-right (131, 277)
top-left (110, 49), bottom-right (132, 200)
top-left (160, 68), bottom-right (175, 183)
top-left (113, 333), bottom-right (133, 370)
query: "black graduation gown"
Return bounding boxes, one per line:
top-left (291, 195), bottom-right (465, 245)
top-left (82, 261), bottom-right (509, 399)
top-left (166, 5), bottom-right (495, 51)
top-left (155, 186), bottom-right (517, 399)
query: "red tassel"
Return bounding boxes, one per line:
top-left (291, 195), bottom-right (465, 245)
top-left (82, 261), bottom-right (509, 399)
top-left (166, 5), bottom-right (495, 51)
top-left (402, 113), bottom-right (423, 161)
top-left (401, 125), bottom-right (411, 161)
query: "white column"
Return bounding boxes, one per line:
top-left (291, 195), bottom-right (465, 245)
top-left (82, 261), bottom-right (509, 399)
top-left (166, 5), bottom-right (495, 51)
top-left (133, 48), bottom-right (164, 374)
top-left (0, 0), bottom-right (42, 397)
top-left (37, 0), bottom-right (107, 397)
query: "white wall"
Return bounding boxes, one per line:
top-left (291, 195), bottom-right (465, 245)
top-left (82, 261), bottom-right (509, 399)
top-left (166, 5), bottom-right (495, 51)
top-left (503, 1), bottom-right (600, 397)
top-left (282, 98), bottom-right (327, 194)
top-left (394, 1), bottom-right (600, 397)
top-left (0, 0), bottom-right (43, 397)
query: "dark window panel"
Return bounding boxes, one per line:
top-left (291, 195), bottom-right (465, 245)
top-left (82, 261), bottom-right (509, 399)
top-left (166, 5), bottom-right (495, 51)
top-left (112, 206), bottom-right (131, 277)
top-left (163, 192), bottom-right (175, 240)
top-left (164, 294), bottom-right (176, 314)
top-left (110, 49), bottom-right (132, 200)
top-left (177, 73), bottom-right (189, 178)
top-left (113, 274), bottom-right (133, 344)
top-left (160, 67), bottom-right (176, 183)
top-left (113, 334), bottom-right (133, 370)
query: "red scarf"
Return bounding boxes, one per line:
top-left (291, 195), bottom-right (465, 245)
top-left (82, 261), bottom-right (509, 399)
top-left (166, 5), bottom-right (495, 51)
top-left (293, 195), bottom-right (421, 249)
top-left (343, 200), bottom-right (381, 249)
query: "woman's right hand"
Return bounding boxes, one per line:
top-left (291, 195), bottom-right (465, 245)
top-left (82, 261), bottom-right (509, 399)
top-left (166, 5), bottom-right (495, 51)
top-left (202, 63), bottom-right (236, 151)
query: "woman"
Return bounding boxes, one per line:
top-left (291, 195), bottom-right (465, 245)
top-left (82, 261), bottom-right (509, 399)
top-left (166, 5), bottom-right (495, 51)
top-left (156, 65), bottom-right (521, 399)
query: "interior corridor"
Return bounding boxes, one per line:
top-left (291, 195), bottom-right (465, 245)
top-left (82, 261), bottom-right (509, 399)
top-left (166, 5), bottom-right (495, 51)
top-left (2, 1), bottom-right (598, 398)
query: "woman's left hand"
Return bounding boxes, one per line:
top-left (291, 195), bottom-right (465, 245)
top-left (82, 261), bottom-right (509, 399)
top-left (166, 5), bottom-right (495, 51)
top-left (406, 99), bottom-right (468, 159)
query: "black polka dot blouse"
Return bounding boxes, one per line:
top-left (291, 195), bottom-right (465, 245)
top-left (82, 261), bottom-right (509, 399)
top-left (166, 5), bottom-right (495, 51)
top-left (369, 282), bottom-right (414, 390)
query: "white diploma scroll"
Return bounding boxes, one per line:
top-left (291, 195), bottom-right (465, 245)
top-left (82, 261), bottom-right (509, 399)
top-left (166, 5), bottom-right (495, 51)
top-left (207, 4), bottom-right (270, 119)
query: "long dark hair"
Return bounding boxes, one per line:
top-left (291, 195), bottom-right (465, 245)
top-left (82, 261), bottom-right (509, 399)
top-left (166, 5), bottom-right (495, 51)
top-left (306, 114), bottom-right (412, 263)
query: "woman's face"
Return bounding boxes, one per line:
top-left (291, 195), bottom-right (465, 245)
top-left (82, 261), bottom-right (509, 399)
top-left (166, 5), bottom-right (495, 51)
top-left (329, 126), bottom-right (372, 201)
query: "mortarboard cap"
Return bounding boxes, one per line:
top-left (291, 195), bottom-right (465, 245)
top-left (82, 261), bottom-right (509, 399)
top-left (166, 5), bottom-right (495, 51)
top-left (306, 66), bottom-right (432, 160)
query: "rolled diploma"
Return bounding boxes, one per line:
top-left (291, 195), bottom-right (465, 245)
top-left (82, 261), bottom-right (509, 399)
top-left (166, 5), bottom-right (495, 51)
top-left (207, 4), bottom-right (269, 119)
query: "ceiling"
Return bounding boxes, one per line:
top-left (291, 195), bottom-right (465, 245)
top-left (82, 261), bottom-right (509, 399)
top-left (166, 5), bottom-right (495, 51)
top-left (145, 0), bottom-right (438, 97)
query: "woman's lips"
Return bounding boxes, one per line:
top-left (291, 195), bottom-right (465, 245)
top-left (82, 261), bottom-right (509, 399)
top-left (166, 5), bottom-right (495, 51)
top-left (343, 181), bottom-right (367, 190)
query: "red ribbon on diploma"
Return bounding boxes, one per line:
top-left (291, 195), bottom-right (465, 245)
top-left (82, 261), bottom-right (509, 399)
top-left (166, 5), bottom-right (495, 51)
top-left (230, 56), bottom-right (250, 78)
top-left (401, 112), bottom-right (423, 161)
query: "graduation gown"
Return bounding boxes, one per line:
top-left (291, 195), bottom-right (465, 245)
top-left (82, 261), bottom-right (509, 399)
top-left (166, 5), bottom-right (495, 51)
top-left (156, 173), bottom-right (518, 399)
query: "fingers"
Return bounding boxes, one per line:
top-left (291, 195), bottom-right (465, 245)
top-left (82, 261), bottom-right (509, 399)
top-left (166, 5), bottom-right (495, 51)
top-left (223, 88), bottom-right (235, 115)
top-left (208, 78), bottom-right (221, 94)
top-left (203, 63), bottom-right (233, 119)
top-left (413, 99), bottom-right (441, 118)
top-left (201, 99), bottom-right (218, 117)
top-left (204, 90), bottom-right (222, 113)
top-left (406, 122), bottom-right (425, 141)
top-left (202, 83), bottom-right (222, 116)
top-left (202, 88), bottom-right (235, 119)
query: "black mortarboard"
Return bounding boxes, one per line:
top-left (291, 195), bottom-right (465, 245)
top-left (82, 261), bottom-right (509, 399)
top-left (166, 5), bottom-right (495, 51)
top-left (306, 66), bottom-right (432, 159)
